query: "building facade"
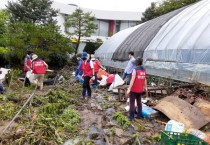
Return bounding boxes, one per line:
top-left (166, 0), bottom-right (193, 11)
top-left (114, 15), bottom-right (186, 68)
top-left (52, 2), bottom-right (141, 53)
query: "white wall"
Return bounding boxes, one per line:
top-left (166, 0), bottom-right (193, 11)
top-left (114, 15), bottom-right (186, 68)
top-left (56, 13), bottom-right (66, 35)
top-left (77, 42), bottom-right (87, 54)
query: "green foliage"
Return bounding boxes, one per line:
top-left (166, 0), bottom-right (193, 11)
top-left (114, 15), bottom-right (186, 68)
top-left (113, 112), bottom-right (131, 129)
top-left (65, 8), bottom-right (98, 53)
top-left (136, 123), bottom-right (146, 131)
top-left (0, 102), bottom-right (17, 121)
top-left (4, 23), bottom-right (73, 68)
top-left (83, 39), bottom-right (103, 54)
top-left (140, 0), bottom-right (200, 23)
top-left (152, 135), bottom-right (161, 142)
top-left (7, 0), bottom-right (58, 25)
top-left (2, 90), bottom-right (81, 145)
top-left (140, 3), bottom-right (158, 23)
top-left (48, 53), bottom-right (68, 68)
top-left (0, 10), bottom-right (8, 47)
top-left (60, 106), bottom-right (81, 132)
top-left (0, 47), bottom-right (9, 67)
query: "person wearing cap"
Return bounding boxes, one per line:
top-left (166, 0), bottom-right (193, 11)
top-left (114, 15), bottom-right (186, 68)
top-left (23, 51), bottom-right (33, 87)
top-left (80, 52), bottom-right (95, 99)
top-left (91, 54), bottom-right (105, 89)
top-left (31, 54), bottom-right (48, 90)
top-left (126, 57), bottom-right (147, 121)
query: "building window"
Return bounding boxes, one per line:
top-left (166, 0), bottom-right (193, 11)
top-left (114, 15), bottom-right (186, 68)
top-left (115, 20), bottom-right (121, 33)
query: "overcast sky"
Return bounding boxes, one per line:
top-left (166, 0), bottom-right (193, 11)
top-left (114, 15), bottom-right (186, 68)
top-left (0, 0), bottom-right (160, 12)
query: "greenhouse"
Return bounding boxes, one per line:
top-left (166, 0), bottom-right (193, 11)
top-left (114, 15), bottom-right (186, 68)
top-left (95, 0), bottom-right (210, 84)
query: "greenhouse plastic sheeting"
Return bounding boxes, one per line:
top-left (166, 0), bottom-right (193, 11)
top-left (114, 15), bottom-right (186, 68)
top-left (143, 0), bottom-right (210, 84)
top-left (111, 6), bottom-right (187, 61)
top-left (95, 25), bottom-right (140, 68)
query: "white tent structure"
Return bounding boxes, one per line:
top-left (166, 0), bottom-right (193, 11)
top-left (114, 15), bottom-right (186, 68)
top-left (95, 0), bottom-right (210, 84)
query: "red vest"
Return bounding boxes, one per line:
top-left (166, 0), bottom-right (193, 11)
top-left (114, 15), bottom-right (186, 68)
top-left (82, 60), bottom-right (92, 76)
top-left (93, 60), bottom-right (101, 73)
top-left (131, 67), bottom-right (146, 93)
top-left (24, 59), bottom-right (32, 71)
top-left (32, 60), bottom-right (46, 74)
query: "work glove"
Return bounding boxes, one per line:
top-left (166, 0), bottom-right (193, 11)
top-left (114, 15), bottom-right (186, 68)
top-left (92, 76), bottom-right (95, 80)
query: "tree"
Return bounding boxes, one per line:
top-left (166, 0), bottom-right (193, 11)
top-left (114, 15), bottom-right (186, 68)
top-left (4, 23), bottom-right (73, 67)
top-left (140, 0), bottom-right (200, 23)
top-left (0, 10), bottom-right (8, 46)
top-left (7, 0), bottom-right (58, 25)
top-left (140, 3), bottom-right (158, 23)
top-left (65, 8), bottom-right (98, 54)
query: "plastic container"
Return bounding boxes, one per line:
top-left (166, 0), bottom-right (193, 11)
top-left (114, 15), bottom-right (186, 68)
top-left (165, 120), bottom-right (185, 133)
top-left (142, 105), bottom-right (159, 118)
top-left (161, 131), bottom-right (208, 145)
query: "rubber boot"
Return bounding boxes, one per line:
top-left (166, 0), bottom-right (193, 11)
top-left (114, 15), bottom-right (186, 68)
top-left (128, 111), bottom-right (135, 121)
top-left (136, 109), bottom-right (143, 119)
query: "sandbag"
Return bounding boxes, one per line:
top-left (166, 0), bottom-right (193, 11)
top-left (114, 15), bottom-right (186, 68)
top-left (0, 68), bottom-right (10, 81)
top-left (108, 74), bottom-right (124, 91)
top-left (97, 69), bottom-right (109, 79)
top-left (98, 75), bottom-right (108, 86)
top-left (29, 73), bottom-right (37, 84)
top-left (106, 74), bottom-right (115, 84)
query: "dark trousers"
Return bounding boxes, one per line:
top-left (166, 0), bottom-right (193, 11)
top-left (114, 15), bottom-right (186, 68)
top-left (24, 71), bottom-right (31, 87)
top-left (0, 83), bottom-right (4, 94)
top-left (94, 72), bottom-right (98, 86)
top-left (129, 92), bottom-right (142, 113)
top-left (82, 76), bottom-right (91, 97)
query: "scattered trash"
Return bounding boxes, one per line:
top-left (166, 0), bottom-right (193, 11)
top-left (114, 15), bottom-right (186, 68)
top-left (108, 74), bottom-right (124, 92)
top-left (142, 105), bottom-right (159, 118)
top-left (187, 129), bottom-right (210, 144)
top-left (165, 120), bottom-right (185, 133)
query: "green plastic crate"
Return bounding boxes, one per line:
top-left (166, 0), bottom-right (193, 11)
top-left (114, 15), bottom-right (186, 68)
top-left (161, 131), bottom-right (208, 145)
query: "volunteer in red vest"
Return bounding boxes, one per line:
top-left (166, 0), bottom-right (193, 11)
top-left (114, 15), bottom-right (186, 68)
top-left (31, 54), bottom-right (48, 90)
top-left (23, 51), bottom-right (33, 87)
top-left (91, 54), bottom-right (105, 89)
top-left (81, 52), bottom-right (94, 99)
top-left (127, 57), bottom-right (148, 121)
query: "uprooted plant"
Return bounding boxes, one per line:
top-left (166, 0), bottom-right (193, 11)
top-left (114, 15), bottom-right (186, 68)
top-left (0, 90), bottom-right (81, 145)
top-left (113, 112), bottom-right (131, 129)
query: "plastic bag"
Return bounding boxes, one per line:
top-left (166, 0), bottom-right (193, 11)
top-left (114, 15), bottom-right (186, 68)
top-left (99, 75), bottom-right (108, 86)
top-left (188, 129), bottom-right (210, 143)
top-left (165, 120), bottom-right (185, 133)
top-left (26, 70), bottom-right (32, 78)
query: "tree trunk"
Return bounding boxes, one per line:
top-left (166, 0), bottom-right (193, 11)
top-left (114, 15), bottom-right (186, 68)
top-left (75, 35), bottom-right (81, 54)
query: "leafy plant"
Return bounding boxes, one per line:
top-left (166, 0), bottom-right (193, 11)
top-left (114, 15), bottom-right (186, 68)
top-left (136, 123), bottom-right (146, 131)
top-left (0, 102), bottom-right (17, 121)
top-left (113, 112), bottom-right (131, 129)
top-left (60, 106), bottom-right (81, 132)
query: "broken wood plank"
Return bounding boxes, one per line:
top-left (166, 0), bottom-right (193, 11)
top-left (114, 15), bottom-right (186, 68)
top-left (154, 96), bottom-right (210, 129)
top-left (194, 98), bottom-right (210, 119)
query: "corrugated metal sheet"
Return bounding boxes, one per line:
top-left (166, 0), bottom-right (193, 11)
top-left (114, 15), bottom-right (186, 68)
top-left (111, 7), bottom-right (187, 61)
